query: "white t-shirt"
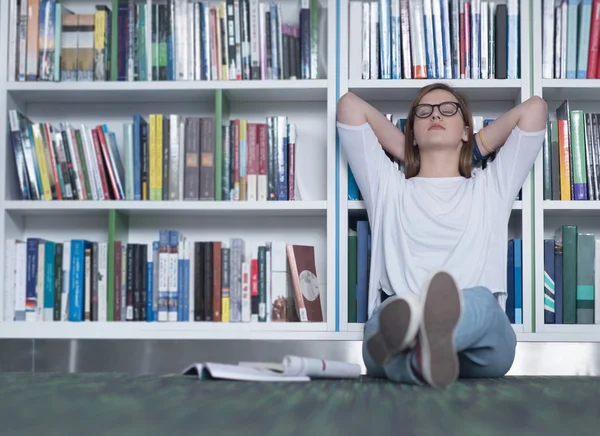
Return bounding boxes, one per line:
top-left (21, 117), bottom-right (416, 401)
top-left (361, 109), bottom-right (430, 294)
top-left (337, 121), bottom-right (545, 318)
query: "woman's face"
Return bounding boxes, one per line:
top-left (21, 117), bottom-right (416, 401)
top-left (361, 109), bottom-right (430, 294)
top-left (412, 89), bottom-right (469, 153)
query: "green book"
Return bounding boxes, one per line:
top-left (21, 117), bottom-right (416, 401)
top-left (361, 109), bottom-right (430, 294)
top-left (569, 110), bottom-right (588, 200)
top-left (555, 225), bottom-right (577, 324)
top-left (576, 233), bottom-right (595, 324)
top-left (348, 231), bottom-right (358, 323)
top-left (107, 210), bottom-right (129, 321)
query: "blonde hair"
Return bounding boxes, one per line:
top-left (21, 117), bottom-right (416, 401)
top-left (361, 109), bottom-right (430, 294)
top-left (403, 83), bottom-right (474, 179)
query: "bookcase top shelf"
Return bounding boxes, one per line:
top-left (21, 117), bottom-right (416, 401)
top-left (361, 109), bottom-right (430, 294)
top-left (3, 200), bottom-right (329, 218)
top-left (347, 79), bottom-right (523, 101)
top-left (542, 79), bottom-right (600, 101)
top-left (6, 79), bottom-right (330, 104)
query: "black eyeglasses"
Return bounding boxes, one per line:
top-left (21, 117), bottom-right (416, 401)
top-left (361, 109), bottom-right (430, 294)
top-left (412, 101), bottom-right (461, 118)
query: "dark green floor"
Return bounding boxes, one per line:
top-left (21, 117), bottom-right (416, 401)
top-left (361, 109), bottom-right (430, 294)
top-left (0, 373), bottom-right (598, 436)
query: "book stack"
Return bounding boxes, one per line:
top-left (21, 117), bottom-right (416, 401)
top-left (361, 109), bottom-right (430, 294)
top-left (542, 0), bottom-right (600, 79)
top-left (543, 226), bottom-right (600, 325)
top-left (7, 0), bottom-right (322, 83)
top-left (347, 221), bottom-right (523, 324)
top-left (8, 109), bottom-right (298, 202)
top-left (3, 231), bottom-right (325, 323)
top-left (542, 99), bottom-right (600, 201)
top-left (348, 0), bottom-right (519, 80)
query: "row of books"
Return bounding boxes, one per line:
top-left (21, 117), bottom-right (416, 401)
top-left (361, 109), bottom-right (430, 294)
top-left (542, 99), bottom-right (600, 201)
top-left (347, 113), bottom-right (496, 201)
top-left (7, 0), bottom-right (320, 83)
top-left (347, 221), bottom-right (523, 324)
top-left (542, 0), bottom-right (600, 79)
top-left (349, 0), bottom-right (518, 81)
top-left (544, 225), bottom-right (600, 325)
top-left (9, 110), bottom-right (298, 202)
top-left (3, 233), bottom-right (324, 323)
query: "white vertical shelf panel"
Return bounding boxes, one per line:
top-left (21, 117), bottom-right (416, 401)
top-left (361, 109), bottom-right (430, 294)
top-left (326, 0), bottom-right (339, 331)
top-left (532, 0), bottom-right (546, 335)
top-left (519, 0), bottom-right (534, 334)
top-left (337, 0), bottom-right (350, 332)
top-left (0, 0), bottom-right (335, 337)
top-left (0, 0), bottom-right (10, 323)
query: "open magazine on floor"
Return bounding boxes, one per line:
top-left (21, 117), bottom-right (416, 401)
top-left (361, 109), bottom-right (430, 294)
top-left (183, 355), bottom-right (362, 382)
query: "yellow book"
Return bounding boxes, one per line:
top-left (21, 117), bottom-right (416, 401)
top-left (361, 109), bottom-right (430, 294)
top-left (30, 124), bottom-right (52, 200)
top-left (93, 9), bottom-right (107, 80)
top-left (156, 114), bottom-right (163, 200)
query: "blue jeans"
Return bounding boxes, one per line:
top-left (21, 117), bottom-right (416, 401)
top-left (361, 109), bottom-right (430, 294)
top-left (363, 286), bottom-right (517, 384)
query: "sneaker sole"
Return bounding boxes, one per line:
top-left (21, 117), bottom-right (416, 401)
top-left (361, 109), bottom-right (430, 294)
top-left (419, 271), bottom-right (462, 388)
top-left (366, 298), bottom-right (415, 365)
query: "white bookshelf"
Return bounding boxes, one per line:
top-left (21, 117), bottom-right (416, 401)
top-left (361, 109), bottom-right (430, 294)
top-left (338, 0), bottom-right (535, 336)
top-left (532, 0), bottom-right (600, 341)
top-left (0, 0), bottom-right (339, 340)
top-left (2, 0), bottom-right (596, 344)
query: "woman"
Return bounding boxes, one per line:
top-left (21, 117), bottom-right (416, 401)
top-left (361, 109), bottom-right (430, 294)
top-left (337, 83), bottom-right (547, 388)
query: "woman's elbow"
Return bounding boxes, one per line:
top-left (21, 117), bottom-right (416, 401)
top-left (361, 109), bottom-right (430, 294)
top-left (337, 92), bottom-right (365, 126)
top-left (519, 96), bottom-right (548, 132)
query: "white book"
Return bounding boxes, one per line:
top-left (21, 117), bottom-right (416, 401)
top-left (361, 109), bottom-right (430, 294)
top-left (249, 0), bottom-right (260, 78)
top-left (175, 0), bottom-right (188, 80)
top-left (18, 0), bottom-right (28, 81)
top-left (409, 0), bottom-right (426, 78)
top-left (169, 115), bottom-right (180, 200)
top-left (542, 0), bottom-right (555, 78)
top-left (470, 0), bottom-right (481, 79)
top-left (507, 0), bottom-right (519, 79)
top-left (15, 242), bottom-right (27, 322)
top-left (361, 2), bottom-right (370, 79)
top-left (369, 1), bottom-right (379, 79)
top-left (8, 0), bottom-right (18, 81)
top-left (480, 1), bottom-right (489, 79)
top-left (4, 240), bottom-right (17, 322)
top-left (560, 1), bottom-right (567, 79)
top-left (432, 0), bottom-right (444, 78)
top-left (183, 355), bottom-right (361, 382)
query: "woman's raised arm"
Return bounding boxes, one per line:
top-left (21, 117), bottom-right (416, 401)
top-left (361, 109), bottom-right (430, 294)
top-left (474, 95), bottom-right (548, 158)
top-left (337, 92), bottom-right (406, 161)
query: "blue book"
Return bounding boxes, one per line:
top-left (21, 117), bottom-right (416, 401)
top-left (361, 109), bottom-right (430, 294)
top-left (356, 221), bottom-right (369, 323)
top-left (514, 238), bottom-right (522, 324)
top-left (506, 240), bottom-right (515, 323)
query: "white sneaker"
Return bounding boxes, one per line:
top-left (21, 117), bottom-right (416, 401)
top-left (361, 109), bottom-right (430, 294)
top-left (413, 270), bottom-right (463, 388)
top-left (365, 292), bottom-right (422, 365)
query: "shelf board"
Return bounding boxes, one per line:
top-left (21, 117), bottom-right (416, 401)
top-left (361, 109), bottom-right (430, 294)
top-left (3, 200), bottom-right (328, 217)
top-left (542, 79), bottom-right (600, 101)
top-left (347, 79), bottom-right (522, 101)
top-left (543, 200), bottom-right (600, 216)
top-left (6, 79), bottom-right (329, 104)
top-left (0, 321), bottom-right (330, 340)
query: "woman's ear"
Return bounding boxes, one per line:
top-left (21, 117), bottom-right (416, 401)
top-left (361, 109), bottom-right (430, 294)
top-left (462, 126), bottom-right (470, 142)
